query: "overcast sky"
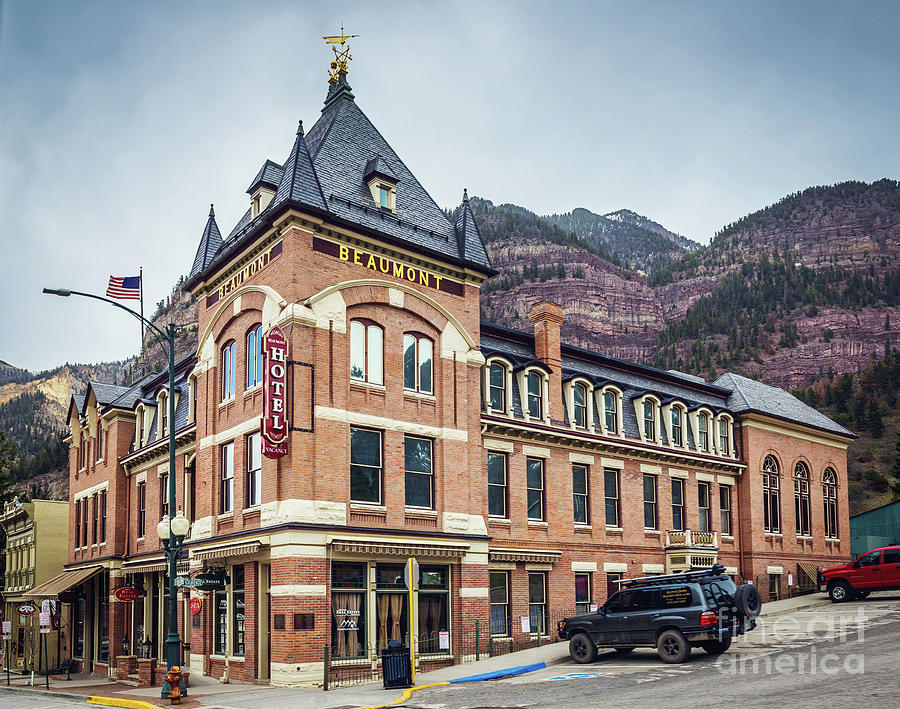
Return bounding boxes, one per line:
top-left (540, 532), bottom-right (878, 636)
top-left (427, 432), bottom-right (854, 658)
top-left (2, 0), bottom-right (899, 372)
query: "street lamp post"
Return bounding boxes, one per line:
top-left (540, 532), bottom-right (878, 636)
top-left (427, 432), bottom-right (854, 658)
top-left (43, 287), bottom-right (187, 699)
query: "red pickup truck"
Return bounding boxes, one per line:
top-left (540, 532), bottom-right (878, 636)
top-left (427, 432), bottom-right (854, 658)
top-left (820, 545), bottom-right (900, 602)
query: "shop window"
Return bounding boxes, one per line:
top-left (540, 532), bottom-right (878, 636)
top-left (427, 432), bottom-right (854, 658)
top-left (697, 413), bottom-right (709, 451)
top-left (214, 587), bottom-right (227, 655)
top-left (246, 432), bottom-right (261, 508)
top-left (221, 340), bottom-right (236, 401)
top-left (526, 457), bottom-right (545, 521)
top-left (528, 572), bottom-right (548, 635)
top-left (794, 462), bottom-right (811, 536)
top-left (74, 597), bottom-right (85, 658)
top-left (350, 427), bottom-right (382, 504)
top-left (526, 371), bottom-right (543, 419)
top-left (572, 382), bottom-right (588, 428)
top-left (671, 478), bottom-right (685, 531)
top-left (404, 436), bottom-right (433, 509)
top-left (417, 566), bottom-right (449, 654)
top-left (604, 469), bottom-right (620, 527)
top-left (403, 333), bottom-right (433, 395)
top-left (698, 482), bottom-right (711, 532)
top-left (98, 571), bottom-right (110, 662)
top-left (487, 452), bottom-right (508, 518)
top-left (763, 455), bottom-right (781, 533)
top-left (768, 573), bottom-right (780, 602)
top-left (823, 468), bottom-right (838, 539)
top-left (350, 319), bottom-right (384, 385)
top-left (489, 572), bottom-right (509, 636)
top-left (331, 562), bottom-right (366, 658)
top-left (573, 463), bottom-right (589, 525)
top-left (233, 565), bottom-right (245, 656)
top-left (137, 482), bottom-right (146, 538)
top-left (575, 573), bottom-right (591, 615)
top-left (488, 362), bottom-right (507, 412)
top-left (603, 390), bottom-right (619, 434)
top-left (720, 486), bottom-right (732, 535)
top-left (375, 564), bottom-right (408, 652)
top-left (643, 474), bottom-right (657, 529)
top-left (246, 324), bottom-right (263, 389)
top-left (221, 443), bottom-right (234, 514)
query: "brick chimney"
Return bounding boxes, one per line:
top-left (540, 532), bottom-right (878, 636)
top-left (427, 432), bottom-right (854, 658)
top-left (529, 301), bottom-right (564, 422)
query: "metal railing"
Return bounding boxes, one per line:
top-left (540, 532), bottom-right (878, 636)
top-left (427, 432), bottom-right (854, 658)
top-left (323, 608), bottom-right (576, 689)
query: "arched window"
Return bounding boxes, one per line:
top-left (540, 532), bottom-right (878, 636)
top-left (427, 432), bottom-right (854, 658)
top-left (717, 417), bottom-right (731, 456)
top-left (794, 462), bottom-right (811, 536)
top-left (221, 341), bottom-right (237, 401)
top-left (350, 320), bottom-right (384, 385)
top-left (158, 391), bottom-right (168, 437)
top-left (697, 412), bottom-right (710, 452)
top-left (403, 333), bottom-right (433, 395)
top-left (670, 406), bottom-right (684, 447)
top-left (572, 382), bottom-right (588, 428)
top-left (487, 361), bottom-right (508, 412)
top-left (526, 371), bottom-right (543, 419)
top-left (602, 389), bottom-right (619, 435)
top-left (135, 405), bottom-right (145, 448)
top-left (247, 324), bottom-right (263, 388)
top-left (763, 455), bottom-right (781, 533)
top-left (823, 468), bottom-right (838, 539)
top-left (642, 399), bottom-right (657, 441)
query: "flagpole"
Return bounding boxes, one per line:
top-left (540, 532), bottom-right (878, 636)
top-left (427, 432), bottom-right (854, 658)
top-left (139, 265), bottom-right (145, 357)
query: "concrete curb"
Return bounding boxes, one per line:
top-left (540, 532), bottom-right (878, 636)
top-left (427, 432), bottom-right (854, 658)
top-left (761, 597), bottom-right (831, 618)
top-left (0, 685), bottom-right (162, 709)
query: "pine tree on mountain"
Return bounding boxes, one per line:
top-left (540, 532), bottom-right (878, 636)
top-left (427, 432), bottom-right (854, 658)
top-left (0, 431), bottom-right (16, 503)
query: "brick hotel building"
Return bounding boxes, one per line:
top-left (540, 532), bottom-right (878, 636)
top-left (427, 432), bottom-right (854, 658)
top-left (36, 54), bottom-right (854, 685)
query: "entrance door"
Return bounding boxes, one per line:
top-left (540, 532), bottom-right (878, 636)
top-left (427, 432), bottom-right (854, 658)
top-left (15, 626), bottom-right (25, 667)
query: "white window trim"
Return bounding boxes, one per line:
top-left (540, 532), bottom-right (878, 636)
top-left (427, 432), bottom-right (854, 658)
top-left (517, 367), bottom-right (550, 424)
top-left (156, 390), bottom-right (168, 438)
top-left (689, 407), bottom-right (715, 454)
top-left (714, 414), bottom-right (736, 458)
top-left (483, 358), bottom-right (514, 415)
top-left (662, 402), bottom-right (688, 450)
top-left (634, 394), bottom-right (661, 444)
top-left (596, 385), bottom-right (624, 438)
top-left (366, 178), bottom-right (397, 212)
top-left (565, 378), bottom-right (594, 431)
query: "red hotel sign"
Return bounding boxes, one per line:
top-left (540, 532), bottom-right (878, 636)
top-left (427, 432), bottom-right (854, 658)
top-left (261, 325), bottom-right (288, 459)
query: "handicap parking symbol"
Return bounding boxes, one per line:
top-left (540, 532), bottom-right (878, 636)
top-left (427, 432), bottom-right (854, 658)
top-left (546, 672), bottom-right (607, 681)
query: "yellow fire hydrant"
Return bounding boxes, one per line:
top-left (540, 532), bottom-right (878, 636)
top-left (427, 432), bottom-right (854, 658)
top-left (164, 665), bottom-right (183, 704)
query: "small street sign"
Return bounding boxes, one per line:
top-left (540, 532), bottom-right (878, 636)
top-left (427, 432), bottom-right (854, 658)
top-left (1, 621), bottom-right (11, 634)
top-left (17, 603), bottom-right (36, 615)
top-left (403, 557), bottom-right (420, 590)
top-left (190, 597), bottom-right (202, 615)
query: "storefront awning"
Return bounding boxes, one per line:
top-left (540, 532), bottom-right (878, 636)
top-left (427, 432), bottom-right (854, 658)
top-left (24, 565), bottom-right (103, 599)
top-left (330, 538), bottom-right (469, 559)
top-left (121, 559), bottom-right (190, 574)
top-left (489, 548), bottom-right (562, 564)
top-left (798, 562), bottom-right (819, 584)
top-left (192, 541), bottom-right (264, 562)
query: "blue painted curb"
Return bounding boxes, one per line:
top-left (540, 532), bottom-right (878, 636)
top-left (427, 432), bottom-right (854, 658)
top-left (447, 661), bottom-right (547, 683)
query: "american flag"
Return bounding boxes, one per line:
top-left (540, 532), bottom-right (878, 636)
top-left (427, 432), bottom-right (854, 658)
top-left (106, 275), bottom-right (142, 300)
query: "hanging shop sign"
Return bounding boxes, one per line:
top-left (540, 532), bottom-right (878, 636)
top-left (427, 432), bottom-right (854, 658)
top-left (190, 597), bottom-right (202, 615)
top-left (312, 237), bottom-right (465, 296)
top-left (17, 603), bottom-right (36, 615)
top-left (261, 325), bottom-right (289, 459)
top-left (178, 568), bottom-right (229, 591)
top-left (57, 590), bottom-right (78, 604)
top-left (113, 586), bottom-right (141, 602)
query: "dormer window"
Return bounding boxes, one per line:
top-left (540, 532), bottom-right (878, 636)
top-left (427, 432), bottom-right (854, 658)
top-left (378, 186), bottom-right (390, 208)
top-left (635, 394), bottom-right (661, 444)
top-left (643, 400), bottom-right (655, 441)
top-left (600, 387), bottom-right (622, 436)
top-left (572, 383), bottom-right (588, 428)
top-left (566, 379), bottom-right (593, 430)
top-left (697, 412), bottom-right (709, 451)
top-left (487, 361), bottom-right (510, 413)
top-left (670, 406), bottom-right (683, 446)
top-left (527, 371), bottom-right (543, 419)
top-left (716, 415), bottom-right (734, 457)
top-left (365, 156), bottom-right (398, 212)
top-left (158, 391), bottom-right (168, 437)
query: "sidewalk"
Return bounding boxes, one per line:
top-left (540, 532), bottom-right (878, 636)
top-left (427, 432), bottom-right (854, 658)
top-left (0, 594), bottom-right (833, 709)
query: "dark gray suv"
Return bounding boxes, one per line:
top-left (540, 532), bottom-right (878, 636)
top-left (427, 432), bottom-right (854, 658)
top-left (558, 564), bottom-right (761, 663)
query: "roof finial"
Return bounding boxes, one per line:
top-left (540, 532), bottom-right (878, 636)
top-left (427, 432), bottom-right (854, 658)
top-left (462, 188), bottom-right (469, 203)
top-left (297, 119), bottom-right (304, 136)
top-left (209, 203), bottom-right (215, 218)
top-left (323, 25), bottom-right (359, 83)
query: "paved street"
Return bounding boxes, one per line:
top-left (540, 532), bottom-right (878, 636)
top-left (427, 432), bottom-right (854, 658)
top-left (0, 595), bottom-right (896, 709)
top-left (403, 594), bottom-right (900, 709)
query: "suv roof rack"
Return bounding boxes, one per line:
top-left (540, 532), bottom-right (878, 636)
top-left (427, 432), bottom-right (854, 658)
top-left (618, 564), bottom-right (728, 589)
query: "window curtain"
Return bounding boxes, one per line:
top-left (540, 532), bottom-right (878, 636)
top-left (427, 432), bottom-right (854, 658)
top-left (377, 594), bottom-right (391, 651)
top-left (389, 594), bottom-right (403, 643)
top-left (333, 592), bottom-right (362, 658)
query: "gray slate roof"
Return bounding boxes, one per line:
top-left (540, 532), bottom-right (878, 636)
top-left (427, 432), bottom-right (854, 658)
top-left (190, 73), bottom-right (493, 283)
top-left (455, 197), bottom-right (492, 273)
top-left (247, 160), bottom-right (285, 193)
top-left (713, 372), bottom-right (854, 438)
top-left (189, 206), bottom-right (223, 279)
top-left (88, 382), bottom-right (132, 407)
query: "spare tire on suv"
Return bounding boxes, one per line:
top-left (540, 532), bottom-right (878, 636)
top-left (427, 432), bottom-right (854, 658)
top-left (734, 583), bottom-right (762, 619)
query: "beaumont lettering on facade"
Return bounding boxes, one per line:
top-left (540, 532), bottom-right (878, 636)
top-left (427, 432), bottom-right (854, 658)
top-left (40, 44), bottom-right (855, 688)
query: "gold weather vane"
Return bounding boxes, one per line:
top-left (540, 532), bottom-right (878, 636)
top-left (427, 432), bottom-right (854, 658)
top-left (322, 24), bottom-right (359, 83)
